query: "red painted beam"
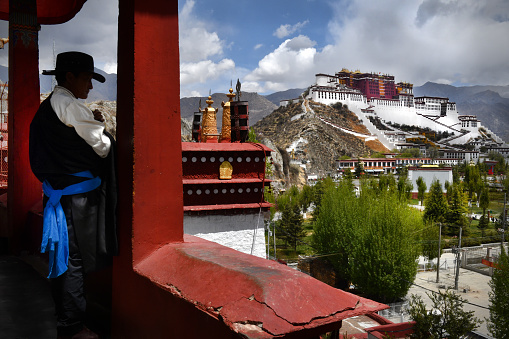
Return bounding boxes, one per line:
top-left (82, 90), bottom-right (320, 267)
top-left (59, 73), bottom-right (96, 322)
top-left (183, 202), bottom-right (272, 212)
top-left (182, 142), bottom-right (272, 153)
top-left (0, 0), bottom-right (86, 24)
top-left (183, 178), bottom-right (271, 185)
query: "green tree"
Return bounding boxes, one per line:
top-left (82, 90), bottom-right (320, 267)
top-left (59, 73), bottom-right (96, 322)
top-left (343, 167), bottom-right (354, 181)
top-left (488, 245), bottom-right (509, 339)
top-left (478, 215), bottom-right (490, 238)
top-left (349, 183), bottom-right (422, 302)
top-left (310, 177), bottom-right (336, 220)
top-left (423, 180), bottom-right (448, 224)
top-left (354, 160), bottom-right (364, 178)
top-left (278, 203), bottom-right (305, 252)
top-left (416, 176), bottom-right (427, 206)
top-left (422, 222), bottom-right (442, 261)
top-left (299, 184), bottom-right (314, 212)
top-left (312, 180), bottom-right (357, 288)
top-left (444, 181), bottom-right (452, 204)
top-left (247, 127), bottom-right (259, 143)
top-left (397, 175), bottom-right (413, 201)
top-left (446, 183), bottom-right (469, 236)
top-left (464, 164), bottom-right (482, 202)
top-left (408, 289), bottom-right (480, 339)
top-left (479, 186), bottom-right (490, 216)
top-left (313, 180), bottom-right (422, 301)
top-left (378, 174), bottom-right (396, 192)
top-left (503, 170), bottom-right (509, 193)
top-left (452, 166), bottom-right (460, 184)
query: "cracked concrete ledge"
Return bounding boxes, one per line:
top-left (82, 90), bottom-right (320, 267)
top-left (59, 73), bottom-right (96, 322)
top-left (135, 234), bottom-right (388, 338)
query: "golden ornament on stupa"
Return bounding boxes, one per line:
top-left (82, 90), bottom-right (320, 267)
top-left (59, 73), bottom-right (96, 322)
top-left (200, 93), bottom-right (219, 143)
top-left (219, 86), bottom-right (236, 143)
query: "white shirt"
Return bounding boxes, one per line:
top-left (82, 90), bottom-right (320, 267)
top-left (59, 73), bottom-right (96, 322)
top-left (50, 86), bottom-right (111, 158)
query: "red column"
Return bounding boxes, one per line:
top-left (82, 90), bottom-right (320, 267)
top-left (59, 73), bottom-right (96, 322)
top-left (115, 0), bottom-right (183, 267)
top-left (7, 0), bottom-right (41, 253)
top-left (112, 1), bottom-right (183, 335)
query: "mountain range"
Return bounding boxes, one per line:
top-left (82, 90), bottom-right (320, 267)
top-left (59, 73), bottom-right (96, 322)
top-left (1, 64), bottom-right (507, 142)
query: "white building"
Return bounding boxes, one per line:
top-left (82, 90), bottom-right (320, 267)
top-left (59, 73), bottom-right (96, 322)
top-left (408, 166), bottom-right (453, 199)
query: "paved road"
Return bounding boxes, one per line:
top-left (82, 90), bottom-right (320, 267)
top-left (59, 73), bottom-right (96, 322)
top-left (406, 255), bottom-right (493, 337)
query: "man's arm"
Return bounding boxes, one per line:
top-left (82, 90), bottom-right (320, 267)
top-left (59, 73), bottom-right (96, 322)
top-left (63, 102), bottom-right (111, 158)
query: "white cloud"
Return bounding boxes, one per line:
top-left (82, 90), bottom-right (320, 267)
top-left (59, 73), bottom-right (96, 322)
top-left (273, 20), bottom-right (309, 39)
top-left (179, 0), bottom-right (225, 63)
top-left (103, 62), bottom-right (117, 74)
top-left (178, 0), bottom-right (240, 97)
top-left (321, 0), bottom-right (509, 86)
top-left (285, 35), bottom-right (316, 51)
top-left (181, 59), bottom-right (235, 85)
top-left (254, 44), bottom-right (263, 50)
top-left (38, 0), bottom-right (118, 72)
top-left (238, 0), bottom-right (509, 93)
top-left (245, 36), bottom-right (317, 92)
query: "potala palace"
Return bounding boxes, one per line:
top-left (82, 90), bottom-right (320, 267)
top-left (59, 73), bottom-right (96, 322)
top-left (302, 69), bottom-right (507, 153)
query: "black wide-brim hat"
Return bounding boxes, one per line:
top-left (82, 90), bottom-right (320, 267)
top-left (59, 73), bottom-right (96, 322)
top-left (42, 51), bottom-right (106, 83)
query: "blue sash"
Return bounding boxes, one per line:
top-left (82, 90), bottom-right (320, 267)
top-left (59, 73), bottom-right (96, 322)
top-left (41, 171), bottom-right (101, 278)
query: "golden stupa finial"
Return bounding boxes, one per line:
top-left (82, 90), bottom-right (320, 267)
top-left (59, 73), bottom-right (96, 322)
top-left (200, 91), bottom-right (219, 143)
top-left (220, 84), bottom-right (236, 143)
top-left (227, 87), bottom-right (236, 102)
top-left (206, 94), bottom-right (214, 107)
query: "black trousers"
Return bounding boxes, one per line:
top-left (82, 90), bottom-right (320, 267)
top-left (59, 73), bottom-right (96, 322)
top-left (49, 192), bottom-right (97, 336)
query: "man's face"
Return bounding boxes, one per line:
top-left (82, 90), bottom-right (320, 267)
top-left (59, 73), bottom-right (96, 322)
top-left (66, 71), bottom-right (94, 99)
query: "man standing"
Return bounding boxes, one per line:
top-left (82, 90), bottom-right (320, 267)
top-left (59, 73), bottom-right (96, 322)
top-left (29, 51), bottom-right (117, 339)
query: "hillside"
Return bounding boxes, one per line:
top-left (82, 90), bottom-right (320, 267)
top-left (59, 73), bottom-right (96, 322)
top-left (254, 100), bottom-right (384, 178)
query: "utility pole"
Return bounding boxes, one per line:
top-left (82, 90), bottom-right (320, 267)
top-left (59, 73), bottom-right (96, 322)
top-left (454, 226), bottom-right (462, 290)
top-left (273, 220), bottom-right (277, 259)
top-left (503, 193), bottom-right (506, 245)
top-left (266, 220), bottom-right (269, 259)
top-left (436, 223), bottom-right (442, 283)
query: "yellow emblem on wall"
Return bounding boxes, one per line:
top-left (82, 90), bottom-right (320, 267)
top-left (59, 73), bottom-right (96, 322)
top-left (219, 161), bottom-right (233, 180)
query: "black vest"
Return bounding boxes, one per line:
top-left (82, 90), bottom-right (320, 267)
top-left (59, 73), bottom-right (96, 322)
top-left (30, 94), bottom-right (119, 269)
top-left (29, 94), bottom-right (104, 189)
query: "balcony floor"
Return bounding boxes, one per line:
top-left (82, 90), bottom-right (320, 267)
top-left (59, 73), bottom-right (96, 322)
top-left (0, 255), bottom-right (109, 338)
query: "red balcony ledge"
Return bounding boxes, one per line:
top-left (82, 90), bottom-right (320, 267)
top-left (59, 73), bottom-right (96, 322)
top-left (134, 234), bottom-right (388, 338)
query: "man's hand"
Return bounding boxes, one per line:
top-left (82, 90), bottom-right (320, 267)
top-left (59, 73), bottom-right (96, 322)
top-left (93, 109), bottom-right (105, 122)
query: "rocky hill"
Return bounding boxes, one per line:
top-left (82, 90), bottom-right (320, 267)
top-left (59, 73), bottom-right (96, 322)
top-left (253, 100), bottom-right (388, 183)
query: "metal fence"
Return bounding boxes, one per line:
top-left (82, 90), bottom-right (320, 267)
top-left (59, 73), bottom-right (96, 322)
top-left (461, 243), bottom-right (507, 276)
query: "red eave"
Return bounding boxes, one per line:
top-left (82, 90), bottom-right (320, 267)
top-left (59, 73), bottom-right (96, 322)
top-left (135, 235), bottom-right (388, 338)
top-left (183, 178), bottom-right (271, 185)
top-left (184, 202), bottom-right (272, 212)
top-left (408, 167), bottom-right (452, 171)
top-left (0, 0), bottom-right (87, 25)
top-left (182, 141), bottom-right (272, 153)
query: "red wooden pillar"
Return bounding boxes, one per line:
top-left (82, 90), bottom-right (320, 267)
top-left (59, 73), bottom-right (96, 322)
top-left (115, 0), bottom-right (183, 272)
top-left (112, 1), bottom-right (183, 334)
top-left (7, 0), bottom-right (41, 253)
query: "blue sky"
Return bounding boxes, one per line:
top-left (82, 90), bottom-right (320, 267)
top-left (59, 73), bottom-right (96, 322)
top-left (1, 0), bottom-right (509, 97)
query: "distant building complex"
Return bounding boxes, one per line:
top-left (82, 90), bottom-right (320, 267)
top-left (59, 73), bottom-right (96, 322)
top-left (307, 68), bottom-right (505, 148)
top-left (293, 68), bottom-right (508, 176)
